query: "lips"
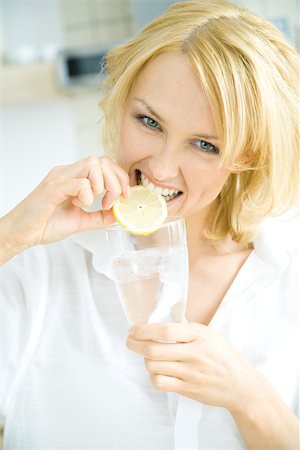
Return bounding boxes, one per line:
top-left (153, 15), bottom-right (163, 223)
top-left (136, 170), bottom-right (183, 202)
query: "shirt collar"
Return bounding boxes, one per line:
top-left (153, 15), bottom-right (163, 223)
top-left (71, 229), bottom-right (114, 278)
top-left (70, 217), bottom-right (299, 276)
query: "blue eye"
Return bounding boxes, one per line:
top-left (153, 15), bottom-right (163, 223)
top-left (137, 115), bottom-right (160, 130)
top-left (194, 140), bottom-right (219, 154)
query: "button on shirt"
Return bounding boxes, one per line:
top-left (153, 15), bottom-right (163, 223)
top-left (0, 220), bottom-right (299, 450)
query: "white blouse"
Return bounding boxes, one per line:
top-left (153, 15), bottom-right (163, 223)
top-left (0, 220), bottom-right (299, 450)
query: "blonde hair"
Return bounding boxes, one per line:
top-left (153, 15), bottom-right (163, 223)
top-left (100, 0), bottom-right (300, 243)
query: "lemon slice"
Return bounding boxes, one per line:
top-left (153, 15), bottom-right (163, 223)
top-left (112, 185), bottom-right (168, 235)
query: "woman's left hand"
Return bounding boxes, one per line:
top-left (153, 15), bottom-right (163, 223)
top-left (127, 322), bottom-right (258, 412)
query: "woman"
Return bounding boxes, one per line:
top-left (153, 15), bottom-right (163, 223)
top-left (0, 1), bottom-right (299, 449)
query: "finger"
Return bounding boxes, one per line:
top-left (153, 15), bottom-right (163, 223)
top-left (46, 156), bottom-right (129, 208)
top-left (145, 359), bottom-right (188, 380)
top-left (46, 177), bottom-right (94, 207)
top-left (46, 156), bottom-right (99, 182)
top-left (87, 157), bottom-right (129, 206)
top-left (101, 190), bottom-right (118, 211)
top-left (110, 162), bottom-right (130, 197)
top-left (100, 161), bottom-right (125, 210)
top-left (149, 373), bottom-right (186, 393)
top-left (67, 156), bottom-right (105, 197)
top-left (101, 158), bottom-right (122, 209)
top-left (66, 178), bottom-right (94, 206)
top-left (74, 209), bottom-right (115, 232)
top-left (128, 322), bottom-right (202, 343)
top-left (126, 336), bottom-right (190, 362)
top-left (85, 161), bottom-right (104, 196)
top-left (81, 156), bottom-right (128, 198)
top-left (46, 157), bottom-right (107, 198)
top-left (72, 197), bottom-right (88, 208)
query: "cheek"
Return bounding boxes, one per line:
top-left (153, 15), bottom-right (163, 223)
top-left (116, 120), bottom-right (160, 171)
top-left (115, 120), bottom-right (131, 163)
top-left (211, 168), bottom-right (230, 192)
top-left (188, 165), bottom-right (230, 200)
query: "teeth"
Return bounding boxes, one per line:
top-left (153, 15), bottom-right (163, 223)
top-left (138, 172), bottom-right (179, 198)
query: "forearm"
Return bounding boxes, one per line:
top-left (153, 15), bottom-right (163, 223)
top-left (230, 371), bottom-right (300, 450)
top-left (0, 213), bottom-right (27, 265)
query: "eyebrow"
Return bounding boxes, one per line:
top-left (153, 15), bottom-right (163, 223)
top-left (133, 97), bottom-right (164, 122)
top-left (195, 133), bottom-right (220, 141)
top-left (133, 97), bottom-right (219, 141)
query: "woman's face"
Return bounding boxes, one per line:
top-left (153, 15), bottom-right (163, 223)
top-left (116, 51), bottom-right (231, 224)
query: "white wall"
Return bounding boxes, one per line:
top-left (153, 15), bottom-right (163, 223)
top-left (131, 0), bottom-right (173, 29)
top-left (240, 0), bottom-right (299, 47)
top-left (1, 0), bottom-right (64, 64)
top-left (0, 100), bottom-right (78, 214)
top-left (1, 0), bottom-right (133, 64)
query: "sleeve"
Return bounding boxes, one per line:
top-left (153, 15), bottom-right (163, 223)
top-left (0, 247), bottom-right (48, 422)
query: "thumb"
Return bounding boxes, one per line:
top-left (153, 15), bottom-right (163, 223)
top-left (102, 209), bottom-right (116, 226)
top-left (77, 209), bottom-right (116, 232)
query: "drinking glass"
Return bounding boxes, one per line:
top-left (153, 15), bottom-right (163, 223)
top-left (105, 217), bottom-right (189, 325)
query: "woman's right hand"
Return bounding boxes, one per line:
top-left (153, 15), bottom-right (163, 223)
top-left (0, 156), bottom-right (130, 264)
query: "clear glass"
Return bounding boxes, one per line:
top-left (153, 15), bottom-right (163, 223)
top-left (105, 217), bottom-right (189, 325)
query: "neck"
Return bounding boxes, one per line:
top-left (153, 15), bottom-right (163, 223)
top-left (185, 204), bottom-right (217, 258)
top-left (185, 203), bottom-right (251, 260)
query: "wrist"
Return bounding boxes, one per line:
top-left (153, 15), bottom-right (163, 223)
top-left (223, 356), bottom-right (261, 417)
top-left (228, 369), bottom-right (299, 450)
top-left (228, 366), bottom-right (266, 417)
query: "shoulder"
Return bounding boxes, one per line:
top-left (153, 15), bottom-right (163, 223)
top-left (0, 232), bottom-right (103, 272)
top-left (1, 232), bottom-right (96, 273)
top-left (0, 229), bottom-right (110, 289)
top-left (252, 216), bottom-right (299, 298)
top-left (0, 236), bottom-right (93, 305)
top-left (253, 215), bottom-right (300, 264)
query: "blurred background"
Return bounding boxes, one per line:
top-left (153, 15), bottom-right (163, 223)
top-left (0, 0), bottom-right (299, 215)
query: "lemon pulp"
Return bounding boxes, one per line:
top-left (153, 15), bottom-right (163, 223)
top-left (112, 186), bottom-right (168, 235)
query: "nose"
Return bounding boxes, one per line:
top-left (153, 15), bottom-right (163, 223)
top-left (148, 142), bottom-right (180, 181)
